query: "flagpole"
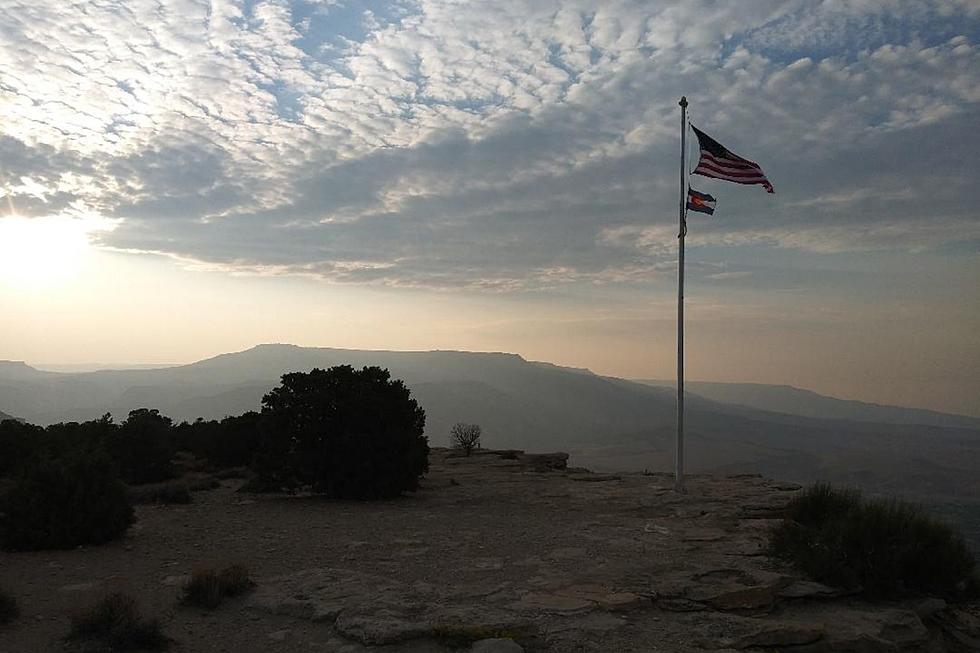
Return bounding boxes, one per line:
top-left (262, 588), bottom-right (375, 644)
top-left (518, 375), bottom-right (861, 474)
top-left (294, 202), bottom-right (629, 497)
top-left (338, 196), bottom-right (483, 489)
top-left (676, 96), bottom-right (688, 493)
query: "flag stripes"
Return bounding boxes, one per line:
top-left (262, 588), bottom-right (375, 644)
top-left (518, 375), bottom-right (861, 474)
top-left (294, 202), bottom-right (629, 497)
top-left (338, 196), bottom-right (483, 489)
top-left (691, 125), bottom-right (773, 193)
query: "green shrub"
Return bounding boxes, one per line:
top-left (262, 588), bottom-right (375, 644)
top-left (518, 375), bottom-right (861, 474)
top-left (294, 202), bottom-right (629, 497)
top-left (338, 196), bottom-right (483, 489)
top-left (0, 451), bottom-right (134, 551)
top-left (0, 587), bottom-right (19, 625)
top-left (770, 482), bottom-right (978, 599)
top-left (181, 565), bottom-right (255, 609)
top-left (68, 593), bottom-right (168, 650)
top-left (257, 366), bottom-right (429, 499)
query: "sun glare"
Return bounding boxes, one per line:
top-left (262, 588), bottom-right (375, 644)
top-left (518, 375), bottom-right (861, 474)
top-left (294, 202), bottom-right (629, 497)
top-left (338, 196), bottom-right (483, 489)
top-left (0, 215), bottom-right (92, 288)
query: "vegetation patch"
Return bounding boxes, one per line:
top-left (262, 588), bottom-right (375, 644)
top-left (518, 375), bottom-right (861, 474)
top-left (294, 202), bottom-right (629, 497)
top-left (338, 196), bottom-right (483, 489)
top-left (68, 593), bottom-right (168, 651)
top-left (769, 482), bottom-right (978, 599)
top-left (0, 452), bottom-right (134, 551)
top-left (181, 565), bottom-right (255, 609)
top-left (0, 587), bottom-right (19, 625)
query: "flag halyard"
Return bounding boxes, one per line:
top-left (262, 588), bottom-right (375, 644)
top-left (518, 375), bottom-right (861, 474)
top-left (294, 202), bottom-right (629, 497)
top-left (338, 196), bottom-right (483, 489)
top-left (691, 125), bottom-right (773, 193)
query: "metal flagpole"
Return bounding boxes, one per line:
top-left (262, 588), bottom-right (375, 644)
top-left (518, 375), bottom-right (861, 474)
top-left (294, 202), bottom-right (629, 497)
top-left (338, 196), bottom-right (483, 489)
top-left (676, 96), bottom-right (688, 493)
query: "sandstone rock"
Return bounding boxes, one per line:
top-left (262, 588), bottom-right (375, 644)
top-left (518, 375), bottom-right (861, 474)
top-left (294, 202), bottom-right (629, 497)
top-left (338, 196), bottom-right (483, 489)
top-left (783, 607), bottom-right (932, 653)
top-left (59, 581), bottom-right (99, 592)
top-left (517, 592), bottom-right (593, 614)
top-left (547, 612), bottom-right (627, 632)
top-left (656, 598), bottom-right (707, 612)
top-left (732, 622), bottom-right (824, 648)
top-left (679, 528), bottom-right (727, 542)
top-left (569, 474), bottom-right (621, 482)
top-left (470, 638), bottom-right (524, 653)
top-left (767, 481), bottom-right (802, 491)
top-left (546, 547), bottom-right (586, 560)
top-left (472, 557), bottom-right (504, 570)
top-left (912, 597), bottom-right (946, 620)
top-left (777, 580), bottom-right (842, 599)
top-left (160, 574), bottom-right (191, 587)
top-left (520, 452), bottom-right (569, 471)
top-left (334, 611), bottom-right (431, 645)
top-left (644, 521), bottom-right (671, 535)
top-left (876, 609), bottom-right (930, 648)
top-left (704, 585), bottom-right (777, 612)
top-left (686, 568), bottom-right (786, 612)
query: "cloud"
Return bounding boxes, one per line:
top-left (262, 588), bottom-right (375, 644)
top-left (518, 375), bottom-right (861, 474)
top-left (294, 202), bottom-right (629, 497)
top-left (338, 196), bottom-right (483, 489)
top-left (1, 0), bottom-right (978, 290)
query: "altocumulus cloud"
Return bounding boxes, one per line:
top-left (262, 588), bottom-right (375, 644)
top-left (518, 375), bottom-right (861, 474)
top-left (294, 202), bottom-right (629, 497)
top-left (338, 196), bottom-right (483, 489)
top-left (1, 0), bottom-right (978, 289)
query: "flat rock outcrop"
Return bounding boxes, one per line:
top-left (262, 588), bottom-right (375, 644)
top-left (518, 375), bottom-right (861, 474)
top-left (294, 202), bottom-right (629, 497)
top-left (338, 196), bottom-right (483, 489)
top-left (1, 447), bottom-right (977, 652)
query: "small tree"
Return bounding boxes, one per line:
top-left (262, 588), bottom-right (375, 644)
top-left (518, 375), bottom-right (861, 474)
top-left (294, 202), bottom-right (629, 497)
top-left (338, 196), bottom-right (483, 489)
top-left (450, 423), bottom-right (481, 456)
top-left (109, 409), bottom-right (176, 484)
top-left (259, 366), bottom-right (429, 498)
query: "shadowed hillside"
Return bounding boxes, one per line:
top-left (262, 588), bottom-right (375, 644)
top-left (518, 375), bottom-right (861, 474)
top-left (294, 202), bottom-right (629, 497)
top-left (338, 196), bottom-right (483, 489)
top-left (2, 344), bottom-right (978, 548)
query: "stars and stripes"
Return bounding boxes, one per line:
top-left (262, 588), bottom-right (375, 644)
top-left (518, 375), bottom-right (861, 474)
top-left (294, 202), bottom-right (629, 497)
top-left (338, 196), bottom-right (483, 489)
top-left (691, 125), bottom-right (773, 193)
top-left (686, 187), bottom-right (716, 215)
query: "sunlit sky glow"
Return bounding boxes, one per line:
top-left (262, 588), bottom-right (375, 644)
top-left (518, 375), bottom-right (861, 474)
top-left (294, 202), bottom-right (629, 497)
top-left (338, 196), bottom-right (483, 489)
top-left (1, 1), bottom-right (978, 416)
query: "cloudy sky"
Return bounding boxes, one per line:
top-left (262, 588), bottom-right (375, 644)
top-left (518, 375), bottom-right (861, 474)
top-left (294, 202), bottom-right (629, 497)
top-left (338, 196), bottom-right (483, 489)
top-left (1, 0), bottom-right (978, 415)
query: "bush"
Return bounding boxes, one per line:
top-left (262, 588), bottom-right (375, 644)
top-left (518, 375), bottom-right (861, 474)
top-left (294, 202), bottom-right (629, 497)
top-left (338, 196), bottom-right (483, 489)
top-left (181, 565), bottom-right (255, 609)
top-left (68, 593), bottom-right (168, 650)
top-left (258, 366), bottom-right (429, 499)
top-left (0, 419), bottom-right (42, 478)
top-left (0, 587), bottom-right (18, 625)
top-left (450, 423), bottom-right (482, 456)
top-left (770, 482), bottom-right (978, 599)
top-left (108, 409), bottom-right (176, 485)
top-left (0, 451), bottom-right (134, 551)
top-left (174, 413), bottom-right (262, 470)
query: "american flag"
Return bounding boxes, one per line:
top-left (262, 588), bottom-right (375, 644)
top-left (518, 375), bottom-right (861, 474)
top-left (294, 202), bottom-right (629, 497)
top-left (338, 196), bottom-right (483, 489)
top-left (691, 125), bottom-right (773, 193)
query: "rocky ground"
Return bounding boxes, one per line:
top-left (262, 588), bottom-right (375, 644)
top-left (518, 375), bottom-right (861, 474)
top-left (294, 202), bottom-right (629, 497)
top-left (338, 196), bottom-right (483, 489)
top-left (1, 448), bottom-right (978, 652)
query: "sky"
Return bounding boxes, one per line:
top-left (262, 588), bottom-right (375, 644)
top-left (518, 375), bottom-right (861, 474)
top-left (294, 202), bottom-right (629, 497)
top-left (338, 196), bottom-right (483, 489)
top-left (1, 0), bottom-right (978, 417)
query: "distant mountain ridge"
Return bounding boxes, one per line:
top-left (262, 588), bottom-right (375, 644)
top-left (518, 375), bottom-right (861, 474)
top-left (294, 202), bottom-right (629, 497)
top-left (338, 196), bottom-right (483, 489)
top-left (637, 379), bottom-right (980, 428)
top-left (636, 379), bottom-right (980, 429)
top-left (2, 343), bottom-right (979, 551)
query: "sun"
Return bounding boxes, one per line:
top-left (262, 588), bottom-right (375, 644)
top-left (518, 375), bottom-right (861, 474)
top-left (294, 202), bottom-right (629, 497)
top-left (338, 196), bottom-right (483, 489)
top-left (0, 215), bottom-right (92, 288)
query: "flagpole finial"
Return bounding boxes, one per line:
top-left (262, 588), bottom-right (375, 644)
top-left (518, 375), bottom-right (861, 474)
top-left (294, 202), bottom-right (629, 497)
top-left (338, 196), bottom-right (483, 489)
top-left (679, 96), bottom-right (687, 108)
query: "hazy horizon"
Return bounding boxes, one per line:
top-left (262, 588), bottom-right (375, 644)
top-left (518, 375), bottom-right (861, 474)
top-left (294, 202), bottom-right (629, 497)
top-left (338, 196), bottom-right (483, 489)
top-left (2, 1), bottom-right (978, 418)
top-left (3, 341), bottom-right (974, 419)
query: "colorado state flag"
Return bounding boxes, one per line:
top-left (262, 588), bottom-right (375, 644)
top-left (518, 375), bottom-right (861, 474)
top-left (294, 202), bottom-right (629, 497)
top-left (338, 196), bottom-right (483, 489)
top-left (686, 187), bottom-right (716, 215)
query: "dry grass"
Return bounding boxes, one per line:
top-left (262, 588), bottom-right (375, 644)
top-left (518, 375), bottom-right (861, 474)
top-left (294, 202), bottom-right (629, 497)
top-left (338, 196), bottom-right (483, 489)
top-left (181, 565), bottom-right (255, 609)
top-left (68, 593), bottom-right (168, 650)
